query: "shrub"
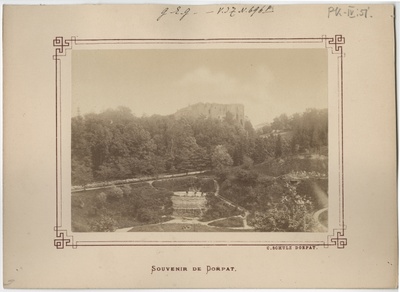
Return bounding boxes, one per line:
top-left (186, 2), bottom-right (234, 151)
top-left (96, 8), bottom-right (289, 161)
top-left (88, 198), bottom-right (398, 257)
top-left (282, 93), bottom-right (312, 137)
top-left (90, 215), bottom-right (118, 232)
top-left (121, 185), bottom-right (132, 197)
top-left (253, 184), bottom-right (317, 232)
top-left (199, 179), bottom-right (216, 193)
top-left (137, 208), bottom-right (158, 223)
top-left (107, 185), bottom-right (123, 202)
top-left (72, 197), bottom-right (85, 209)
top-left (241, 156), bottom-right (254, 170)
top-left (153, 177), bottom-right (216, 193)
top-left (94, 192), bottom-right (107, 208)
top-left (235, 169), bottom-right (258, 186)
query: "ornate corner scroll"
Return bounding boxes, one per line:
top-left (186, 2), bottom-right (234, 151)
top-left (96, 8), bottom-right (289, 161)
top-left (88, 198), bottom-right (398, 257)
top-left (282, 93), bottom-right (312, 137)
top-left (328, 228), bottom-right (347, 249)
top-left (54, 229), bottom-right (76, 249)
top-left (53, 36), bottom-right (76, 59)
top-left (325, 34), bottom-right (345, 54)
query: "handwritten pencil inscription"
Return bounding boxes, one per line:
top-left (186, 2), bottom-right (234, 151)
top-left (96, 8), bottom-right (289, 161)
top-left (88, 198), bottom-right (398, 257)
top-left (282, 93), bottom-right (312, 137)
top-left (328, 6), bottom-right (371, 19)
top-left (157, 5), bottom-right (274, 21)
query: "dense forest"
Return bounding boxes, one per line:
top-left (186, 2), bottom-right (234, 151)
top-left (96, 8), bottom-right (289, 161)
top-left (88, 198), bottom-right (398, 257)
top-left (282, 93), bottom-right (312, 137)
top-left (71, 106), bottom-right (328, 186)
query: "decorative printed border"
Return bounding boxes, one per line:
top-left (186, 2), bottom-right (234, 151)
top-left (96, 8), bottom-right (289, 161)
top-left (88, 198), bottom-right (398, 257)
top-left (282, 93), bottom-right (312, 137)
top-left (53, 36), bottom-right (346, 249)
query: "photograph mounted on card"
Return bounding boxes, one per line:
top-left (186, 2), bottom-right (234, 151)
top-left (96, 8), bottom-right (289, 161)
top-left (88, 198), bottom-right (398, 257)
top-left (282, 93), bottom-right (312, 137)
top-left (4, 4), bottom-right (397, 288)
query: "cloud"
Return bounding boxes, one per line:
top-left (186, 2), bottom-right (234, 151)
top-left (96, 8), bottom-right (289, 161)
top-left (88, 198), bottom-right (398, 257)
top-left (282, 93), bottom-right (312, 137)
top-left (178, 66), bottom-right (274, 101)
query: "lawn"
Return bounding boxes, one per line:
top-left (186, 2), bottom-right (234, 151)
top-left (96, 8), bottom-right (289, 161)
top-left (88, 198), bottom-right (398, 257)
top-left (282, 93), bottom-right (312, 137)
top-left (208, 217), bottom-right (244, 228)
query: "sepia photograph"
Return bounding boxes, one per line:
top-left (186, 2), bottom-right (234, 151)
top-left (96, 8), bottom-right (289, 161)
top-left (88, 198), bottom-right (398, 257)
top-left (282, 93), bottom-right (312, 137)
top-left (71, 49), bottom-right (329, 233)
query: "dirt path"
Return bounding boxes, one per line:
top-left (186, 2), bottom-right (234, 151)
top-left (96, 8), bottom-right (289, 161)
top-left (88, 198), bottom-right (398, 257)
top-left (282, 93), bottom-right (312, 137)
top-left (212, 179), bottom-right (252, 229)
top-left (73, 170), bottom-right (208, 193)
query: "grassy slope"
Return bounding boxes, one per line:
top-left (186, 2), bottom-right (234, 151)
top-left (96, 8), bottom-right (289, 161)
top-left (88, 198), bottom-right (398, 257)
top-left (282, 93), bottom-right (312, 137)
top-left (128, 223), bottom-right (249, 232)
top-left (72, 183), bottom-right (171, 232)
top-left (208, 217), bottom-right (244, 228)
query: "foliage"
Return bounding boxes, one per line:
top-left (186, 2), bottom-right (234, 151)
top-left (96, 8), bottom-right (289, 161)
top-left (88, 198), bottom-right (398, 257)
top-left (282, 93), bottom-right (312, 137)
top-left (217, 166), bottom-right (325, 232)
top-left (234, 168), bottom-right (259, 186)
top-left (121, 185), bottom-right (132, 197)
top-left (106, 185), bottom-right (124, 202)
top-left (211, 145), bottom-right (233, 171)
top-left (90, 214), bottom-right (118, 232)
top-left (296, 179), bottom-right (328, 209)
top-left (201, 194), bottom-right (242, 221)
top-left (71, 160), bottom-right (93, 187)
top-left (71, 183), bottom-right (174, 232)
top-left (94, 192), bottom-right (107, 208)
top-left (71, 107), bottom-right (327, 185)
top-left (152, 177), bottom-right (216, 193)
top-left (71, 106), bottom-right (328, 233)
top-left (253, 156), bottom-right (328, 177)
top-left (252, 184), bottom-right (316, 232)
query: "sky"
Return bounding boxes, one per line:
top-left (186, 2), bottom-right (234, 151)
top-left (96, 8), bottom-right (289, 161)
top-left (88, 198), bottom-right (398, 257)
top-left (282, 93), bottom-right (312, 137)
top-left (72, 49), bottom-right (327, 126)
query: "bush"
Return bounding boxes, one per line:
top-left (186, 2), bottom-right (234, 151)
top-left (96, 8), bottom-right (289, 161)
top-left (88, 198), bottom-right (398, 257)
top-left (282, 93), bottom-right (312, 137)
top-left (235, 169), bottom-right (258, 186)
top-left (90, 215), bottom-right (118, 232)
top-left (253, 184), bottom-right (317, 232)
top-left (107, 185), bottom-right (123, 202)
top-left (199, 179), bottom-right (216, 193)
top-left (72, 197), bottom-right (85, 209)
top-left (121, 185), bottom-right (132, 197)
top-left (153, 177), bottom-right (216, 193)
top-left (137, 208), bottom-right (158, 223)
top-left (94, 192), bottom-right (107, 208)
top-left (241, 156), bottom-right (254, 170)
top-left (296, 180), bottom-right (328, 209)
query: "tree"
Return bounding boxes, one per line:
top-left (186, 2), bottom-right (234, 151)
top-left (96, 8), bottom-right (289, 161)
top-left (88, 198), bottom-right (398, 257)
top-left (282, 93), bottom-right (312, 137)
top-left (275, 135), bottom-right (282, 158)
top-left (244, 120), bottom-right (255, 136)
top-left (232, 142), bottom-right (244, 166)
top-left (150, 155), bottom-right (166, 177)
top-left (190, 147), bottom-right (210, 170)
top-left (242, 155), bottom-right (254, 170)
top-left (235, 168), bottom-right (258, 186)
top-left (253, 184), bottom-right (316, 232)
top-left (96, 163), bottom-right (115, 181)
top-left (271, 113), bottom-right (289, 131)
top-left (176, 154), bottom-right (192, 173)
top-left (71, 159), bottom-right (93, 187)
top-left (211, 145), bottom-right (233, 172)
top-left (252, 137), bottom-right (267, 163)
